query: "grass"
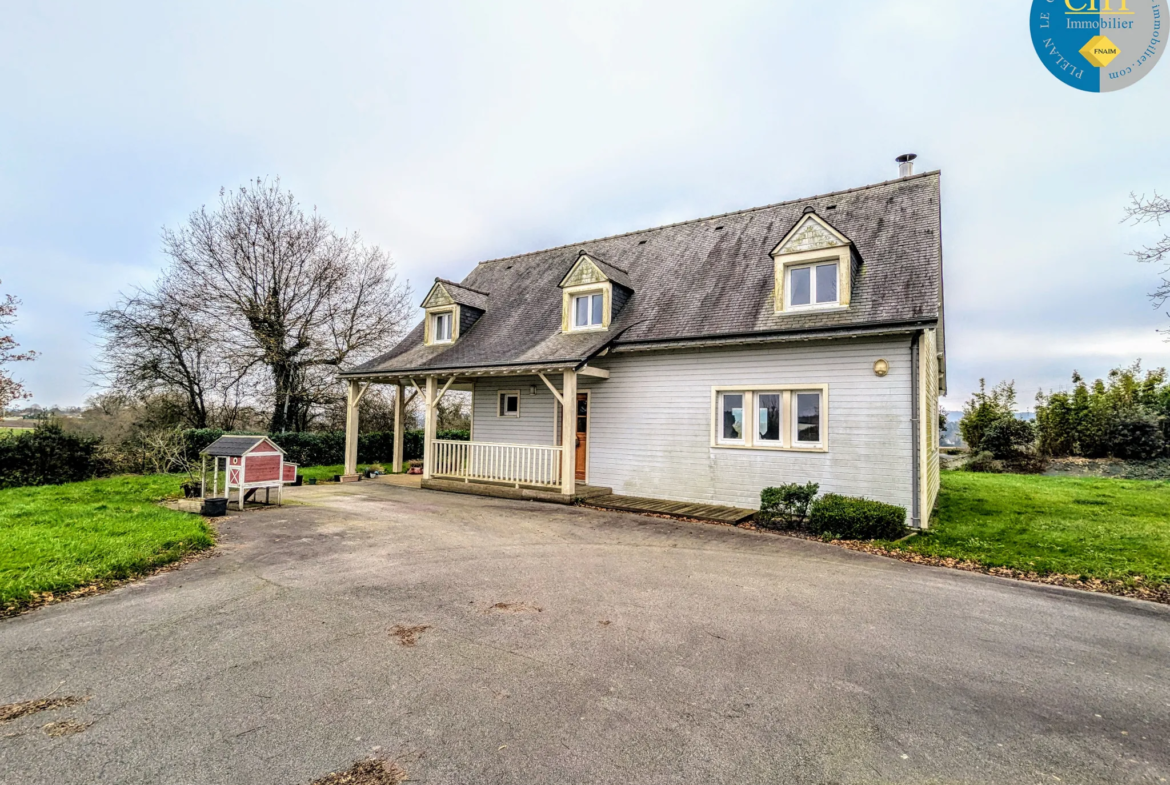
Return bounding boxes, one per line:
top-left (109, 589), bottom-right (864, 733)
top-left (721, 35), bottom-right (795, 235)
top-left (0, 475), bottom-right (214, 614)
top-left (880, 472), bottom-right (1170, 586)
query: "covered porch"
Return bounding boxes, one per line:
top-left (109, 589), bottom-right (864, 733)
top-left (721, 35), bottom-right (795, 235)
top-left (339, 362), bottom-right (610, 501)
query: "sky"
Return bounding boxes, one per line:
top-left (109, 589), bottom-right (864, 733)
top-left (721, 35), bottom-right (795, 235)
top-left (2, 0), bottom-right (1168, 412)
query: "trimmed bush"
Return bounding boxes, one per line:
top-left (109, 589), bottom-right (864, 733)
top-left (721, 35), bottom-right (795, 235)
top-left (0, 422), bottom-right (103, 489)
top-left (807, 493), bottom-right (908, 540)
top-left (757, 482), bottom-right (818, 530)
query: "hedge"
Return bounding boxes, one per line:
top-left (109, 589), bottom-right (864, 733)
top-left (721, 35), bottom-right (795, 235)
top-left (0, 423), bottom-right (104, 489)
top-left (181, 428), bottom-right (469, 467)
top-left (807, 493), bottom-right (908, 541)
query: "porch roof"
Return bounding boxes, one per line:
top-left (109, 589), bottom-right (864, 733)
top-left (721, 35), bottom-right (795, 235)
top-left (342, 360), bottom-right (580, 383)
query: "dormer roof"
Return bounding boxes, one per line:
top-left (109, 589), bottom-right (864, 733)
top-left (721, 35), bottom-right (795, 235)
top-left (558, 250), bottom-right (634, 291)
top-left (770, 212), bottom-right (853, 257)
top-left (421, 278), bottom-right (489, 311)
top-left (344, 172), bottom-right (943, 378)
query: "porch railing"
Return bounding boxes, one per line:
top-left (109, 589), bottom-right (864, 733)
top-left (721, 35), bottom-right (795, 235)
top-left (431, 439), bottom-right (563, 487)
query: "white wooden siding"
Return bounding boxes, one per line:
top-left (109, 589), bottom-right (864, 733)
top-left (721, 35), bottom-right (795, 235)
top-left (580, 337), bottom-right (915, 514)
top-left (471, 375), bottom-right (560, 446)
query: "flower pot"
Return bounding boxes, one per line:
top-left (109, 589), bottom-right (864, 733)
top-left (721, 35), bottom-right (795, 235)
top-left (200, 497), bottom-right (228, 517)
top-left (307, 478), bottom-right (318, 485)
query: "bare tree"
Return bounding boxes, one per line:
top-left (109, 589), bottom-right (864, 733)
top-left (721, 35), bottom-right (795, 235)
top-left (0, 280), bottom-right (37, 412)
top-left (1125, 191), bottom-right (1170, 332)
top-left (95, 279), bottom-right (252, 428)
top-left (162, 178), bottom-right (412, 431)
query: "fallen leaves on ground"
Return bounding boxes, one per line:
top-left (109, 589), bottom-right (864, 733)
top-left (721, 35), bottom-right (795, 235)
top-left (484, 602), bottom-right (542, 614)
top-left (41, 719), bottom-right (91, 737)
top-left (308, 757), bottom-right (407, 784)
top-left (0, 695), bottom-right (90, 723)
top-left (830, 539), bottom-right (1170, 605)
top-left (388, 625), bottom-right (431, 647)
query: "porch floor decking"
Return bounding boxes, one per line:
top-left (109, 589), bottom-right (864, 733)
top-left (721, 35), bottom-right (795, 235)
top-left (586, 494), bottom-right (757, 525)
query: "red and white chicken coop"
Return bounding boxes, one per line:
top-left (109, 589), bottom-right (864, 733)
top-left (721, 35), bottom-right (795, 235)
top-left (200, 436), bottom-right (298, 510)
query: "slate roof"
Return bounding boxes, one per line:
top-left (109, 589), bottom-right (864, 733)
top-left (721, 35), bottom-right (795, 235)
top-left (432, 278), bottom-right (489, 311)
top-left (346, 172), bottom-right (943, 377)
top-left (201, 435), bottom-right (282, 457)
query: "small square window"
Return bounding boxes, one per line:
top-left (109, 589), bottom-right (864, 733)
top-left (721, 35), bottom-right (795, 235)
top-left (498, 391), bottom-right (520, 417)
top-left (794, 391), bottom-right (822, 445)
top-left (572, 292), bottom-right (605, 328)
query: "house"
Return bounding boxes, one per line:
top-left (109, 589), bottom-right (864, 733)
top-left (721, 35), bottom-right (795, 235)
top-left (340, 161), bottom-right (945, 527)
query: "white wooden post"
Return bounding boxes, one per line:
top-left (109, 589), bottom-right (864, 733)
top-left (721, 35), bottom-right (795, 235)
top-left (561, 369), bottom-right (577, 497)
top-left (344, 379), bottom-right (360, 477)
top-left (422, 375), bottom-right (437, 480)
top-left (392, 381), bottom-right (405, 474)
top-left (200, 455), bottom-right (207, 500)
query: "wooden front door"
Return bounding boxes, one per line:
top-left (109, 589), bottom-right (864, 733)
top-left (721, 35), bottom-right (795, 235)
top-left (574, 393), bottom-right (588, 481)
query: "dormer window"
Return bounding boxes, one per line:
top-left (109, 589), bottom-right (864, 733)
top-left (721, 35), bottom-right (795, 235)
top-left (787, 261), bottom-right (839, 308)
top-left (419, 278), bottom-right (488, 347)
top-left (573, 292), bottom-right (605, 329)
top-left (770, 213), bottom-right (855, 314)
top-left (558, 250), bottom-right (633, 334)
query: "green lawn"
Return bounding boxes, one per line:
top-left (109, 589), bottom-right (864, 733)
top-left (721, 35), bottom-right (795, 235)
top-left (296, 463), bottom-right (405, 482)
top-left (883, 472), bottom-right (1170, 585)
top-left (0, 475), bottom-right (214, 614)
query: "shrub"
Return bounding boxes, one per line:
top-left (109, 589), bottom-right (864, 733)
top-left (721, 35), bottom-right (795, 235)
top-left (1107, 410), bottom-right (1166, 460)
top-left (964, 451), bottom-right (1003, 473)
top-left (807, 493), bottom-right (908, 541)
top-left (981, 417), bottom-right (1035, 461)
top-left (0, 421), bottom-right (104, 489)
top-left (757, 482), bottom-right (819, 529)
top-left (959, 379), bottom-right (1017, 453)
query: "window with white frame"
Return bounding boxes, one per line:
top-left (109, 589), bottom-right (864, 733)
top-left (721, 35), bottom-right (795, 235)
top-left (572, 292), bottom-right (605, 329)
top-left (755, 392), bottom-right (782, 444)
top-left (787, 261), bottom-right (839, 308)
top-left (432, 311), bottom-right (453, 343)
top-left (718, 392), bottom-right (745, 444)
top-left (793, 391), bottom-right (822, 446)
top-left (712, 387), bottom-right (826, 450)
top-left (497, 391), bottom-right (520, 417)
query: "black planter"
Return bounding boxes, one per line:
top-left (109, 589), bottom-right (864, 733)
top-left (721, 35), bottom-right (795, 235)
top-left (200, 497), bottom-right (229, 517)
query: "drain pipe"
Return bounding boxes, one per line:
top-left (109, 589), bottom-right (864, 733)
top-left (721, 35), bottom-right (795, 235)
top-left (909, 332), bottom-right (921, 529)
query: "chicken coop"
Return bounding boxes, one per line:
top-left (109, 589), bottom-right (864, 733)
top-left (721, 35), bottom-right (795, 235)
top-left (200, 436), bottom-right (298, 511)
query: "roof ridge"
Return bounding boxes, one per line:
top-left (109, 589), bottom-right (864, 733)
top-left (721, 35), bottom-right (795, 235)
top-left (475, 171), bottom-right (940, 267)
top-left (435, 277), bottom-right (490, 296)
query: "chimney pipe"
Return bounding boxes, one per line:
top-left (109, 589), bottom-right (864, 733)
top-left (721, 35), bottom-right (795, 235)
top-left (896, 153), bottom-right (917, 178)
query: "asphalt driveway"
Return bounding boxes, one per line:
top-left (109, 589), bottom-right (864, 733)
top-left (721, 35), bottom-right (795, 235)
top-left (2, 482), bottom-right (1168, 784)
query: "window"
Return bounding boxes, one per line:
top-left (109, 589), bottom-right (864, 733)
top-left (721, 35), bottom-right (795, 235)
top-left (498, 391), bottom-right (520, 417)
top-left (756, 392), bottom-right (781, 443)
top-left (719, 393), bottom-right (744, 444)
top-left (432, 311), bottom-right (453, 343)
top-left (572, 292), bottom-right (605, 328)
top-left (711, 386), bottom-right (828, 450)
top-left (794, 391), bottom-right (822, 445)
top-left (787, 262), bottom-right (838, 308)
